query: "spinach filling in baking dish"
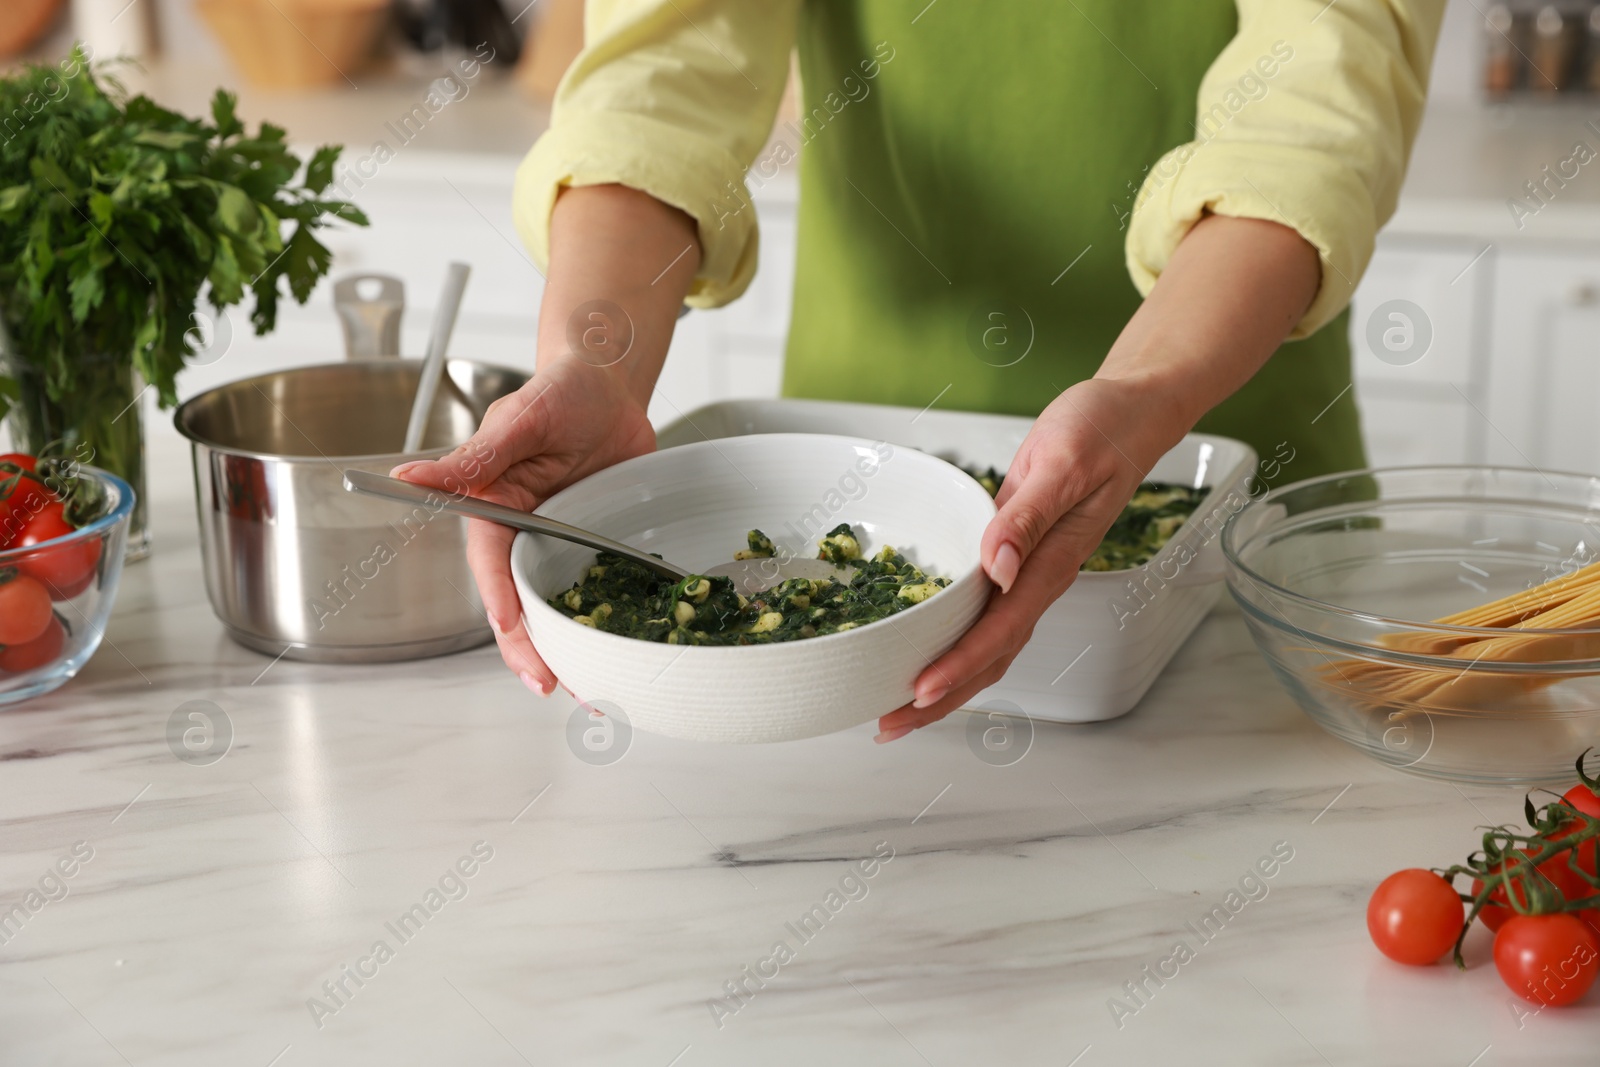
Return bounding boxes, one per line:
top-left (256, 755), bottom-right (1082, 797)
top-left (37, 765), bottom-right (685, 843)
top-left (548, 523), bottom-right (951, 646)
top-left (961, 467), bottom-right (1204, 571)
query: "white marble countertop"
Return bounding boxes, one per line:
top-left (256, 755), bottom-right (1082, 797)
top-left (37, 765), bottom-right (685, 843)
top-left (0, 416), bottom-right (1593, 1065)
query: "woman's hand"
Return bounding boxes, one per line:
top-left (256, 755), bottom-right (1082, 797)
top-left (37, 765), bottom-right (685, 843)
top-left (874, 376), bottom-right (1184, 741)
top-left (392, 358), bottom-right (656, 693)
top-left (391, 183), bottom-right (699, 693)
top-left (873, 213), bottom-right (1322, 742)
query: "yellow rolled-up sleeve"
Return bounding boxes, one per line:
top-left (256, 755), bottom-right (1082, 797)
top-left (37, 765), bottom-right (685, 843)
top-left (1127, 0), bottom-right (1446, 338)
top-left (513, 0), bottom-right (798, 307)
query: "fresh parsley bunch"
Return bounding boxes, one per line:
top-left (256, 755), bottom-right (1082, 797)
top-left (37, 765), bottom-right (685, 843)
top-left (0, 48), bottom-right (367, 418)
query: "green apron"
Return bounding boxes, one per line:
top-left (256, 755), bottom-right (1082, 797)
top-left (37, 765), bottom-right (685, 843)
top-left (783, 0), bottom-right (1364, 479)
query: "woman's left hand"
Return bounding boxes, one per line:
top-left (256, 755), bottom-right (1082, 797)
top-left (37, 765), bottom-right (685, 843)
top-left (871, 214), bottom-right (1323, 742)
top-left (874, 375), bottom-right (1186, 742)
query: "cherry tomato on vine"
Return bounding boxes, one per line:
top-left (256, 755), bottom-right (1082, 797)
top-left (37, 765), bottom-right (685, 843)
top-left (1471, 849), bottom-right (1595, 932)
top-left (1368, 869), bottom-right (1464, 965)
top-left (0, 616), bottom-right (65, 673)
top-left (11, 497), bottom-right (68, 543)
top-left (1564, 783), bottom-right (1600, 819)
top-left (1, 477), bottom-right (66, 551)
top-left (1559, 782), bottom-right (1600, 876)
top-left (0, 453), bottom-right (45, 549)
top-left (0, 573), bottom-right (53, 646)
top-left (1473, 862), bottom-right (1525, 933)
top-left (13, 509), bottom-right (100, 599)
top-left (0, 453), bottom-right (97, 596)
top-left (1494, 914), bottom-right (1600, 1007)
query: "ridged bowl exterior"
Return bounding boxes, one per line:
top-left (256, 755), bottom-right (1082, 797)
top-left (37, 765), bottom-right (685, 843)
top-left (512, 434), bottom-right (995, 743)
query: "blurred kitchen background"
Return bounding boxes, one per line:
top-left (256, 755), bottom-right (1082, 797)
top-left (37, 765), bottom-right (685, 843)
top-left (6, 0), bottom-right (1600, 475)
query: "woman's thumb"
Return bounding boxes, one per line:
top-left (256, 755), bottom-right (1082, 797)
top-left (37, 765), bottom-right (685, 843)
top-left (391, 433), bottom-right (507, 496)
top-left (983, 464), bottom-right (1086, 594)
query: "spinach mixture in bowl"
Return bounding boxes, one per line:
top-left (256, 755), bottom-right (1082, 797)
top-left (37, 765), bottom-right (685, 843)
top-left (549, 468), bottom-right (1206, 645)
top-left (548, 523), bottom-right (952, 646)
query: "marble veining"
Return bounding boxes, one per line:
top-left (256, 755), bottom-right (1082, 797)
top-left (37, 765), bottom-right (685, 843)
top-left (0, 421), bottom-right (1591, 1065)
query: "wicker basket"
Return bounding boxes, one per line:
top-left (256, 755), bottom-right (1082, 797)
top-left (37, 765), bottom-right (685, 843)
top-left (195, 0), bottom-right (388, 90)
top-left (0, 0), bottom-right (66, 58)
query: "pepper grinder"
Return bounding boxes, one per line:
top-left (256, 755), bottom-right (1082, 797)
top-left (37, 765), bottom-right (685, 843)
top-left (1484, 4), bottom-right (1518, 95)
top-left (73, 0), bottom-right (155, 60)
top-left (1529, 4), bottom-right (1573, 94)
top-left (1588, 5), bottom-right (1600, 93)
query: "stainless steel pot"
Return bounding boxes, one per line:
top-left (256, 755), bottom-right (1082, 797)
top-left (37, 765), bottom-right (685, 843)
top-left (174, 358), bottom-right (527, 663)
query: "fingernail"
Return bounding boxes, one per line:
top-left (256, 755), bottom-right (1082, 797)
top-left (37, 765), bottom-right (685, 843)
top-left (875, 725), bottom-right (914, 744)
top-left (519, 671), bottom-right (544, 695)
top-left (390, 461), bottom-right (424, 478)
top-left (990, 542), bottom-right (1021, 594)
top-left (913, 683), bottom-right (950, 709)
top-left (488, 611), bottom-right (512, 636)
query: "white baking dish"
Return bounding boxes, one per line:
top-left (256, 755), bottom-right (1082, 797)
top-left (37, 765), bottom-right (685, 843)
top-left (655, 398), bottom-right (1260, 723)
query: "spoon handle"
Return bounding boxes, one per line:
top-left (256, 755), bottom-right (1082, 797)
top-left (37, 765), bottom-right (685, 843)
top-left (342, 470), bottom-right (690, 582)
top-left (403, 262), bottom-right (471, 454)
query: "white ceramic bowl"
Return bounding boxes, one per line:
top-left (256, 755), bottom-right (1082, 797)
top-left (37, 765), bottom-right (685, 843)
top-left (510, 433), bottom-right (996, 743)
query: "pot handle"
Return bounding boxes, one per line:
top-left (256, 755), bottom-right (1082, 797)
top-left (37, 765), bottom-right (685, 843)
top-left (333, 273), bottom-right (405, 358)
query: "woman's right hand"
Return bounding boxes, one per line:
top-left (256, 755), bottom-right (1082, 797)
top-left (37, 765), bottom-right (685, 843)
top-left (391, 355), bottom-right (656, 694)
top-left (393, 183), bottom-right (700, 693)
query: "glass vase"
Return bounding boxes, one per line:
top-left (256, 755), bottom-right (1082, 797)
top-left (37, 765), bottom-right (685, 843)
top-left (2, 354), bottom-right (149, 561)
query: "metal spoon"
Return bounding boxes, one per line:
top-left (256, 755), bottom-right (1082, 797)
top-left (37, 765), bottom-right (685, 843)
top-left (341, 470), bottom-right (846, 594)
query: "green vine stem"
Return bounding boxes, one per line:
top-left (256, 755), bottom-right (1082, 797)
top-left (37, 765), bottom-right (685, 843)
top-left (0, 455), bottom-right (104, 541)
top-left (1436, 750), bottom-right (1600, 969)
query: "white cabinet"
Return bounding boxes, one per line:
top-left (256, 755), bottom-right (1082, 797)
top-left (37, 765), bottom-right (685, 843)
top-left (1348, 237), bottom-right (1490, 467)
top-left (48, 146), bottom-right (1554, 484)
top-left (1484, 247), bottom-right (1600, 474)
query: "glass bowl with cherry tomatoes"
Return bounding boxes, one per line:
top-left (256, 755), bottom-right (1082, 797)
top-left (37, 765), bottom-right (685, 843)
top-left (0, 453), bottom-right (134, 705)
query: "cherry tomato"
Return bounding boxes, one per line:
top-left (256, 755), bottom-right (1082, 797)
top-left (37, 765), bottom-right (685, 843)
top-left (1472, 863), bottom-right (1522, 933)
top-left (1559, 783), bottom-right (1600, 876)
top-left (0, 615), bottom-right (65, 672)
top-left (2, 486), bottom-right (64, 549)
top-left (1542, 784), bottom-right (1600, 938)
top-left (1494, 914), bottom-right (1600, 1007)
top-left (1368, 869), bottom-right (1465, 965)
top-left (0, 453), bottom-right (44, 549)
top-left (1472, 849), bottom-right (1595, 932)
top-left (12, 498), bottom-right (68, 544)
top-left (13, 512), bottom-right (100, 599)
top-left (0, 573), bottom-right (53, 646)
top-left (0, 455), bottom-right (99, 597)
top-left (1564, 783), bottom-right (1600, 819)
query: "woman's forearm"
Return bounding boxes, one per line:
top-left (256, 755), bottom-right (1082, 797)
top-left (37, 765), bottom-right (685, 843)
top-left (539, 184), bottom-right (702, 408)
top-left (1096, 214), bottom-right (1322, 449)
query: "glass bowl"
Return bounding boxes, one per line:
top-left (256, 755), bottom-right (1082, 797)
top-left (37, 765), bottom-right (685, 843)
top-left (0, 467), bottom-right (134, 706)
top-left (1223, 466), bottom-right (1600, 785)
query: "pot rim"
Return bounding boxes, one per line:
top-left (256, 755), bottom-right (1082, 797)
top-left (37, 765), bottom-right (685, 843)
top-left (171, 356), bottom-right (523, 464)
